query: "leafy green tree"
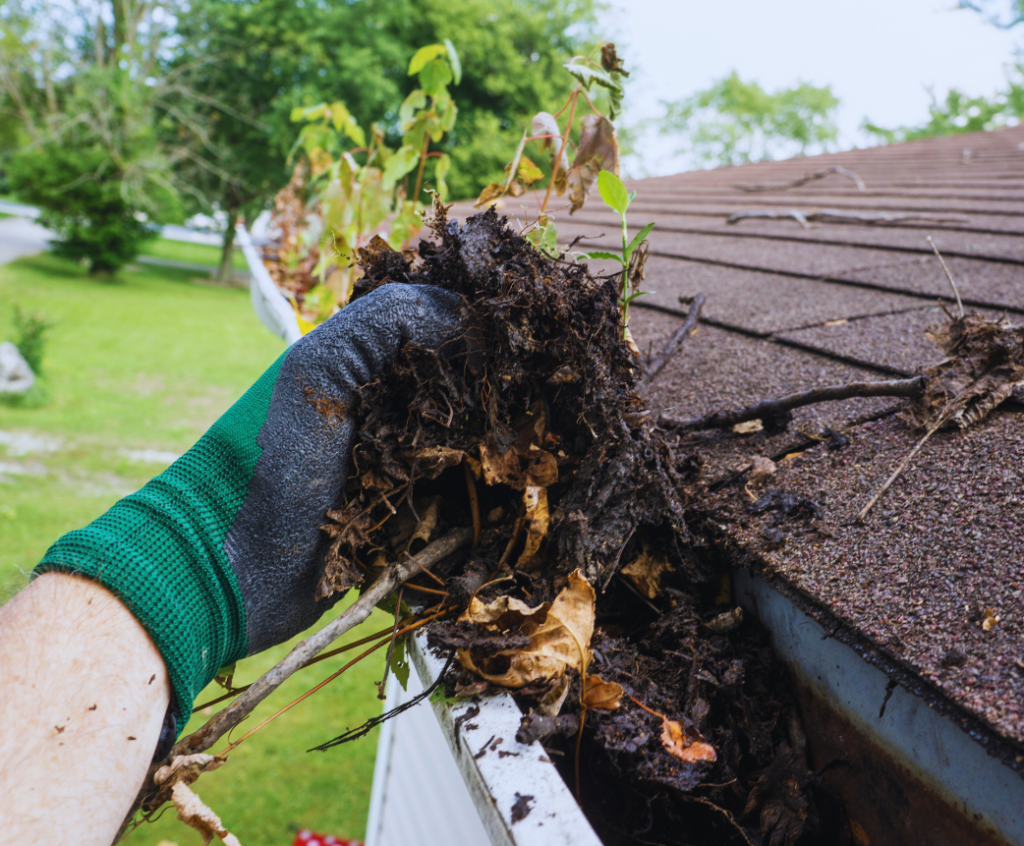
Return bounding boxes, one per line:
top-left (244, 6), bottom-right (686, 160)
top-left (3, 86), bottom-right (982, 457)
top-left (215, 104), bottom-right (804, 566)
top-left (658, 72), bottom-right (840, 167)
top-left (1, 1), bottom-right (192, 273)
top-left (862, 76), bottom-right (1024, 144)
top-left (172, 0), bottom-right (600, 278)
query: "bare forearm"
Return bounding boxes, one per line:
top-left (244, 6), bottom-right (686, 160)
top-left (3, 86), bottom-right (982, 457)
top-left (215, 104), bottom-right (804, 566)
top-left (0, 572), bottom-right (170, 843)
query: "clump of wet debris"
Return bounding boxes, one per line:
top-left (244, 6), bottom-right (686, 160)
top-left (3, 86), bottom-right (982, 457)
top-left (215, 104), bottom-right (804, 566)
top-left (315, 201), bottom-right (853, 845)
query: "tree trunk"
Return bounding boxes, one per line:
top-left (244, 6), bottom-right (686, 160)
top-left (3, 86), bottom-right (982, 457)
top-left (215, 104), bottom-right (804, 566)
top-left (217, 207), bottom-right (240, 285)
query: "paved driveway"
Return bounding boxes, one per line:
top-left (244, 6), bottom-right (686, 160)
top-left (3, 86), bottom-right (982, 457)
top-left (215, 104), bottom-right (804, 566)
top-left (0, 216), bottom-right (51, 264)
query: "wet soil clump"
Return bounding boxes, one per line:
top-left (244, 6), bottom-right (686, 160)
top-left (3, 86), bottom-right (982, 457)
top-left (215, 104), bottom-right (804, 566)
top-left (326, 204), bottom-right (849, 845)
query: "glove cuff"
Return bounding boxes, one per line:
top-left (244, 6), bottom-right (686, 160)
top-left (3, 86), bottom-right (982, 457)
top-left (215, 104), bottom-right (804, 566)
top-left (34, 352), bottom-right (287, 724)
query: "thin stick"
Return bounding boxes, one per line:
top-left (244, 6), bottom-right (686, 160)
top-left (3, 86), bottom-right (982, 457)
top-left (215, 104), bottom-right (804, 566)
top-left (733, 165), bottom-right (865, 193)
top-left (170, 527), bottom-right (471, 760)
top-left (541, 90), bottom-right (577, 215)
top-left (191, 622), bottom-right (400, 712)
top-left (856, 418), bottom-right (944, 523)
top-left (927, 236), bottom-right (964, 318)
top-left (464, 460), bottom-right (481, 546)
top-left (222, 636), bottom-right (392, 754)
top-left (659, 376), bottom-right (926, 433)
top-left (642, 294), bottom-right (705, 383)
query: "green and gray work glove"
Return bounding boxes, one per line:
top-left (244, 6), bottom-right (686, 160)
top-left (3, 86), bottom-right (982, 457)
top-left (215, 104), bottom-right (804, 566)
top-left (35, 283), bottom-right (463, 738)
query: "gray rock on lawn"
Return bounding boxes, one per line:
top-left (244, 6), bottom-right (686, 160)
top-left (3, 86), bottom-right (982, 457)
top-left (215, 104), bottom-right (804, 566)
top-left (0, 342), bottom-right (34, 394)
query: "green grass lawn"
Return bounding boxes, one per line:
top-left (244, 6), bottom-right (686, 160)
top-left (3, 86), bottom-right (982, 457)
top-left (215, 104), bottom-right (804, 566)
top-left (0, 252), bottom-right (386, 845)
top-left (138, 235), bottom-right (250, 271)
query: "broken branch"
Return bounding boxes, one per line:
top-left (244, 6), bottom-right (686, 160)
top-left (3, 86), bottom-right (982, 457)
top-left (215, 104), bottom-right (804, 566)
top-left (727, 209), bottom-right (967, 228)
top-left (733, 165), bottom-right (866, 193)
top-left (642, 294), bottom-right (706, 383)
top-left (659, 376), bottom-right (926, 432)
top-left (175, 527), bottom-right (470, 758)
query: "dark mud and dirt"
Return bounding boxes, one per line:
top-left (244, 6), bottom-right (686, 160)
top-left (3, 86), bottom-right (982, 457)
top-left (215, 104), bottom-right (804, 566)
top-left (312, 203), bottom-right (856, 845)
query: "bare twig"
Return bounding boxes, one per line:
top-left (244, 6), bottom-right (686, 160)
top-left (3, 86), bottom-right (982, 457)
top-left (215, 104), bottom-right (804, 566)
top-left (175, 527), bottom-right (470, 758)
top-left (856, 417), bottom-right (944, 523)
top-left (128, 527), bottom-right (472, 823)
top-left (659, 377), bottom-right (927, 433)
top-left (728, 209), bottom-right (967, 228)
top-left (642, 294), bottom-right (706, 383)
top-left (927, 236), bottom-right (965, 318)
top-left (733, 166), bottom-right (866, 193)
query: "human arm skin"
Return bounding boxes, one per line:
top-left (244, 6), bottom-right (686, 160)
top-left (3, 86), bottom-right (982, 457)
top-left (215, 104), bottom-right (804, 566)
top-left (0, 572), bottom-right (170, 844)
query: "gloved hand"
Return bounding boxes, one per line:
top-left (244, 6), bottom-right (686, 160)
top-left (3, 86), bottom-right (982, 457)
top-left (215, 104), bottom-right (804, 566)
top-left (35, 283), bottom-right (463, 728)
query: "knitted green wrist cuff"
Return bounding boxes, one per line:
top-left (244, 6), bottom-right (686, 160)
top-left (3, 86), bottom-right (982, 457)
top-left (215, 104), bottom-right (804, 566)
top-left (34, 354), bottom-right (286, 722)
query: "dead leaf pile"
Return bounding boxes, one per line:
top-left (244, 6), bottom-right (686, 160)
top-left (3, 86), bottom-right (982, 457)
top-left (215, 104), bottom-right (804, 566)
top-left (905, 313), bottom-right (1024, 430)
top-left (457, 570), bottom-right (595, 687)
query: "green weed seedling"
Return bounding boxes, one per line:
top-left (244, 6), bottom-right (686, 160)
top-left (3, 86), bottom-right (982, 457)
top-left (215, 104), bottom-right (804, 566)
top-left (580, 171), bottom-right (654, 338)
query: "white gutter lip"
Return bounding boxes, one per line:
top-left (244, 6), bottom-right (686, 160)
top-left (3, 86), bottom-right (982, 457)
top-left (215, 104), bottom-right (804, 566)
top-left (236, 223), bottom-right (303, 346)
top-left (408, 632), bottom-right (603, 846)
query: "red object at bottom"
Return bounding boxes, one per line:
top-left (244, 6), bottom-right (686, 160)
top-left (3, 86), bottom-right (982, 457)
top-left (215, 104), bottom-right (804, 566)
top-left (291, 830), bottom-right (363, 846)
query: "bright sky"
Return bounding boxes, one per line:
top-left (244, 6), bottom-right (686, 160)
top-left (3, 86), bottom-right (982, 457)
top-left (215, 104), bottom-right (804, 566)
top-left (607, 0), bottom-right (1021, 176)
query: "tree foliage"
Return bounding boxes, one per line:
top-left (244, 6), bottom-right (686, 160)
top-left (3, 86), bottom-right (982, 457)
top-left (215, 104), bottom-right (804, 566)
top-left (862, 73), bottom-right (1024, 144)
top-left (173, 0), bottom-right (599, 213)
top-left (0, 1), bottom-right (201, 273)
top-left (863, 3), bottom-right (1024, 145)
top-left (658, 72), bottom-right (840, 167)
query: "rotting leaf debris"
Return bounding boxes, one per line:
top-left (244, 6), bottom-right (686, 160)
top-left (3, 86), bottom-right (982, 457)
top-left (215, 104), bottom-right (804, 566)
top-left (319, 202), bottom-right (850, 845)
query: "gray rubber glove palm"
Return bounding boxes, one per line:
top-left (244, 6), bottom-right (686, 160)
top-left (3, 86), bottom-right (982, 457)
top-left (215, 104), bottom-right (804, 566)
top-left (37, 283), bottom-right (463, 720)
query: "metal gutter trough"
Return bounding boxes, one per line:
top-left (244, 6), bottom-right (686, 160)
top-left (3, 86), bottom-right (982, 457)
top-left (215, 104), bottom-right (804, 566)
top-left (236, 223), bottom-right (302, 346)
top-left (735, 570), bottom-right (1024, 846)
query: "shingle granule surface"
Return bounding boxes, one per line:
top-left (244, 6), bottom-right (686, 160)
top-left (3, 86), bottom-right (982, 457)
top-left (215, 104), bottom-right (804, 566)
top-left (709, 411), bottom-right (1024, 746)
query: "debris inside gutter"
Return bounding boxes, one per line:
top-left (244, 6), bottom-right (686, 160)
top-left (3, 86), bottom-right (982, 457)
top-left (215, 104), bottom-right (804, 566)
top-left (303, 202), bottom-right (863, 846)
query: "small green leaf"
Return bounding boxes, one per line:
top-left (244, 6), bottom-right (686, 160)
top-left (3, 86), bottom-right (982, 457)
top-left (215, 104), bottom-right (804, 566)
top-left (627, 191), bottom-right (637, 203)
top-left (517, 156), bottom-right (544, 185)
top-left (382, 144), bottom-right (420, 190)
top-left (622, 290), bottom-right (650, 306)
top-left (563, 62), bottom-right (623, 96)
top-left (391, 634), bottom-right (410, 691)
top-left (435, 152), bottom-right (451, 201)
top-left (419, 57), bottom-right (453, 99)
top-left (399, 90), bottom-right (427, 131)
top-left (444, 39), bottom-right (462, 85)
top-left (624, 221), bottom-right (655, 262)
top-left (408, 43), bottom-right (447, 76)
top-left (580, 250), bottom-right (625, 264)
top-left (598, 170), bottom-right (629, 214)
top-left (343, 119), bottom-right (366, 148)
top-left (290, 106), bottom-right (305, 122)
top-left (330, 102), bottom-right (350, 133)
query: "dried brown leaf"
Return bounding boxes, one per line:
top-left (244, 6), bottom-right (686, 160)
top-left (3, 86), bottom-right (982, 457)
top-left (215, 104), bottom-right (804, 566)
top-left (748, 456), bottom-right (777, 486)
top-left (660, 718), bottom-right (717, 763)
top-left (567, 115), bottom-right (619, 214)
top-left (170, 782), bottom-right (243, 846)
top-left (621, 543), bottom-right (674, 599)
top-left (905, 314), bottom-right (1024, 431)
top-left (535, 674), bottom-right (572, 717)
top-left (457, 570), bottom-right (595, 687)
top-left (516, 485), bottom-right (550, 567)
top-left (583, 674), bottom-right (624, 710)
top-left (733, 420), bottom-right (763, 434)
top-left (476, 182), bottom-right (506, 208)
